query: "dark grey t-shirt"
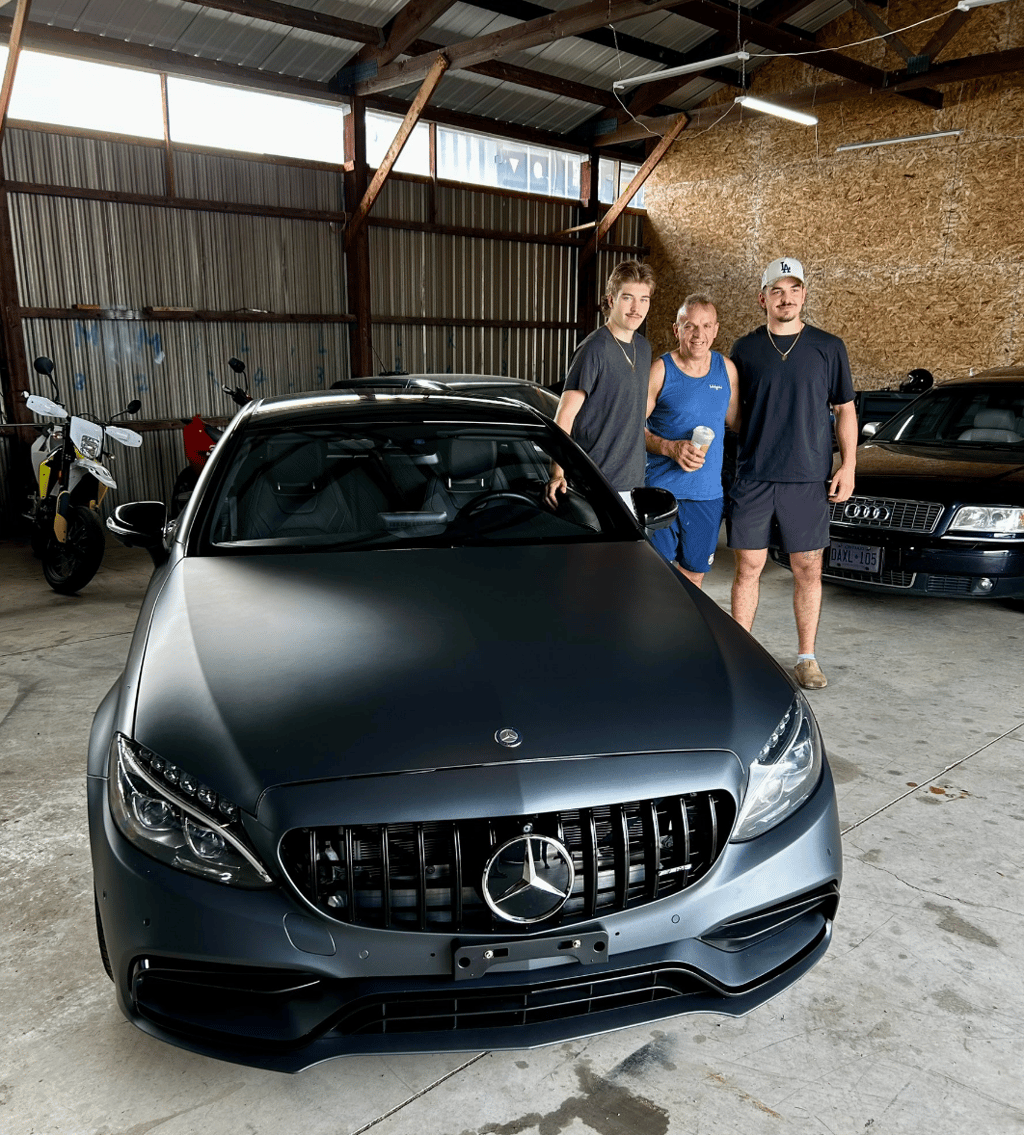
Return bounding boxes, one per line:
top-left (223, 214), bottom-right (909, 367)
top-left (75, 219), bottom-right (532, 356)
top-left (730, 324), bottom-right (854, 482)
top-left (564, 326), bottom-right (651, 490)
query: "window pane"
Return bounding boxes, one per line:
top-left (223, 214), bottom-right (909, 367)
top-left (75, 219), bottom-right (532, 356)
top-left (438, 127), bottom-right (581, 200)
top-left (3, 50), bottom-right (163, 138)
top-left (598, 159), bottom-right (645, 208)
top-left (620, 163), bottom-right (646, 209)
top-left (167, 78), bottom-right (346, 163)
top-left (366, 111), bottom-right (430, 175)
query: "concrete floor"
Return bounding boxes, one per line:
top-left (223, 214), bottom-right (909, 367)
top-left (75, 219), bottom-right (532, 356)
top-left (2, 531), bottom-right (1023, 1135)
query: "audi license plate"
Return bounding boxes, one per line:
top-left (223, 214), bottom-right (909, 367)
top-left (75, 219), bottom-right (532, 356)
top-left (829, 542), bottom-right (881, 573)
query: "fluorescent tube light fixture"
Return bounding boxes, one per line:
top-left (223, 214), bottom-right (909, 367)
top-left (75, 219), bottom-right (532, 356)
top-left (734, 95), bottom-right (818, 127)
top-left (836, 129), bottom-right (962, 152)
top-left (957, 0), bottom-right (1011, 10)
top-left (613, 51), bottom-right (750, 92)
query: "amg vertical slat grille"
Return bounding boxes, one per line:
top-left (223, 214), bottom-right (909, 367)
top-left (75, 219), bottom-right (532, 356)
top-left (280, 793), bottom-right (736, 934)
top-left (829, 496), bottom-right (943, 533)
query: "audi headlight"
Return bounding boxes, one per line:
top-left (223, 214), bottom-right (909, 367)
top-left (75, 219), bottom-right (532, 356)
top-left (732, 696), bottom-right (823, 842)
top-left (107, 734), bottom-right (272, 887)
top-left (948, 506), bottom-right (1024, 537)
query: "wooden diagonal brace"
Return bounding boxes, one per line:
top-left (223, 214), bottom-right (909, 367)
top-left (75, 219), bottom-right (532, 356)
top-left (848, 0), bottom-right (915, 63)
top-left (583, 112), bottom-right (689, 260)
top-left (0, 0), bottom-right (33, 148)
top-left (345, 53), bottom-right (449, 249)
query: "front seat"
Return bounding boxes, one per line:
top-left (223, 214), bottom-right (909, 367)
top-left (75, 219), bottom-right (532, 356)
top-left (957, 409), bottom-right (1022, 443)
top-left (423, 439), bottom-right (503, 518)
top-left (242, 438), bottom-right (352, 538)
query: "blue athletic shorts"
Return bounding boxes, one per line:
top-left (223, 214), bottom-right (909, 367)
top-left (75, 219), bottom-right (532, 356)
top-left (726, 480), bottom-right (829, 552)
top-left (649, 497), bottom-right (724, 573)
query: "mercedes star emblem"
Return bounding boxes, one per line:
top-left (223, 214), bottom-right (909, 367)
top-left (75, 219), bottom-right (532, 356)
top-left (494, 727), bottom-right (522, 748)
top-left (482, 833), bottom-right (575, 924)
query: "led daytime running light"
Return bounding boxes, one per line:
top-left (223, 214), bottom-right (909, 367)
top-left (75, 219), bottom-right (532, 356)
top-left (116, 738), bottom-right (270, 882)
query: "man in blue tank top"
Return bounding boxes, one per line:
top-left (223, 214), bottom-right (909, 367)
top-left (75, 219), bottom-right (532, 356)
top-left (645, 294), bottom-right (740, 588)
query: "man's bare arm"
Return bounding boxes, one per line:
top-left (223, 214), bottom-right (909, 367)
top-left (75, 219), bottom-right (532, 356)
top-left (724, 357), bottom-right (741, 435)
top-left (545, 388), bottom-right (587, 506)
top-left (829, 400), bottom-right (858, 502)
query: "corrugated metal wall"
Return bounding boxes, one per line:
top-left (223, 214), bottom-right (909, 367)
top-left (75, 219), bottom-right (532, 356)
top-left (2, 125), bottom-right (648, 516)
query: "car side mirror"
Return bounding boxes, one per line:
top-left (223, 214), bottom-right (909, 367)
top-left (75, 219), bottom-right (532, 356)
top-left (107, 501), bottom-right (169, 566)
top-left (631, 486), bottom-right (678, 531)
top-left (860, 422), bottom-right (880, 439)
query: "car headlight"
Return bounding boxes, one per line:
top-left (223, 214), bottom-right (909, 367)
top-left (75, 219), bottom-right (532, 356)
top-left (107, 734), bottom-right (272, 887)
top-left (948, 505), bottom-right (1024, 536)
top-left (731, 696), bottom-right (823, 842)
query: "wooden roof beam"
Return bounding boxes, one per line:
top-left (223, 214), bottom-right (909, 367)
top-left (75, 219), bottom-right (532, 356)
top-left (847, 0), bottom-right (916, 63)
top-left (179, 0), bottom-right (379, 44)
top-left (349, 0), bottom-right (461, 69)
top-left (596, 45), bottom-right (1024, 145)
top-left (351, 0), bottom-right (711, 96)
top-left (671, 0), bottom-right (944, 108)
top-left (919, 10), bottom-right (971, 65)
top-left (586, 0), bottom-right (833, 128)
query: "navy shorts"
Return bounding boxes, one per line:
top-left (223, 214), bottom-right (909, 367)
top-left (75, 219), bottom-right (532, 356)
top-left (649, 497), bottom-right (724, 573)
top-left (726, 480), bottom-right (829, 553)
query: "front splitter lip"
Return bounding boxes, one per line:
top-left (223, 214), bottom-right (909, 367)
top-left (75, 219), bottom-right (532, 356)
top-left (122, 921), bottom-right (833, 1073)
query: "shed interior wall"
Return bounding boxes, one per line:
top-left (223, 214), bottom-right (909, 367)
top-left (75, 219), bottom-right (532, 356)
top-left (1, 124), bottom-right (647, 515)
top-left (643, 0), bottom-right (1024, 387)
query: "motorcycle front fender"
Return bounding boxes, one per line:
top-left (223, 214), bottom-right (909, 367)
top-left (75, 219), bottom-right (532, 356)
top-left (72, 456), bottom-right (117, 491)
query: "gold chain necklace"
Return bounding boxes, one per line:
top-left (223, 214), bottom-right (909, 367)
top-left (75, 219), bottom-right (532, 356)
top-left (766, 325), bottom-right (803, 361)
top-left (610, 332), bottom-right (636, 370)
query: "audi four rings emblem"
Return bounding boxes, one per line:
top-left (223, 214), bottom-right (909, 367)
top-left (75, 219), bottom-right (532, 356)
top-left (482, 833), bottom-right (576, 924)
top-left (844, 502), bottom-right (891, 522)
top-left (494, 727), bottom-right (522, 748)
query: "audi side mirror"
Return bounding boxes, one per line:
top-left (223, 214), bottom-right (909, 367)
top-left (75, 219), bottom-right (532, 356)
top-left (861, 422), bottom-right (880, 439)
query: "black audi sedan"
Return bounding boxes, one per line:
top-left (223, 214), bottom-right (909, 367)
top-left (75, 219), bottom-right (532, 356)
top-left (93, 385), bottom-right (841, 1070)
top-left (774, 369), bottom-right (1024, 599)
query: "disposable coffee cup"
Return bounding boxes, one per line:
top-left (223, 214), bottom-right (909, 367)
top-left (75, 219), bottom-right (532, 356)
top-left (691, 425), bottom-right (715, 453)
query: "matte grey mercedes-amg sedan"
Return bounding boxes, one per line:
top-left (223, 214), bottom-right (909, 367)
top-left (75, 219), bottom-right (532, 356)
top-left (92, 384), bottom-right (841, 1071)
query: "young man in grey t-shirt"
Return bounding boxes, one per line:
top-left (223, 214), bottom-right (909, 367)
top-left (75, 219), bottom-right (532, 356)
top-left (545, 260), bottom-right (656, 505)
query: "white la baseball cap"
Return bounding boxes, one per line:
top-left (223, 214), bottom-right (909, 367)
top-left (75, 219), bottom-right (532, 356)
top-left (761, 257), bottom-right (805, 289)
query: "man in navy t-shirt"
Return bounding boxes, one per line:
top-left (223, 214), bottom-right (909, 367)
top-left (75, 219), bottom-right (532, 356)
top-left (728, 257), bottom-right (857, 690)
top-left (645, 293), bottom-right (740, 588)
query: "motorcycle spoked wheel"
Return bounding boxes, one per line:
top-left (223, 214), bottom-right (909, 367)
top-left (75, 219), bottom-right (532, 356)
top-left (30, 517), bottom-right (51, 558)
top-left (41, 505), bottom-right (106, 594)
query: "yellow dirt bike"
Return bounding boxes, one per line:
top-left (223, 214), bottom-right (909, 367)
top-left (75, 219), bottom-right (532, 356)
top-left (24, 356), bottom-right (143, 594)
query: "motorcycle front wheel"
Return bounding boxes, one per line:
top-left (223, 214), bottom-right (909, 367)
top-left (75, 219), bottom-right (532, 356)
top-left (42, 505), bottom-right (106, 594)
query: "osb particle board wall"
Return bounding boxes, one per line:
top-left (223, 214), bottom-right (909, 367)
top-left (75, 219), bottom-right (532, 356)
top-left (642, 0), bottom-right (1024, 390)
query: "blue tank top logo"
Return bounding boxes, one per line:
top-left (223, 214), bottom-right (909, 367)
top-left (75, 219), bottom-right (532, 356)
top-left (645, 351), bottom-right (731, 502)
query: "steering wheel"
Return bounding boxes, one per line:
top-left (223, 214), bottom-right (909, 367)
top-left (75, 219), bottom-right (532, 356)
top-left (455, 490), bottom-right (542, 521)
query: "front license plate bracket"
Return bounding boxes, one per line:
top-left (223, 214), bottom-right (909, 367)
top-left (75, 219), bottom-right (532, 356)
top-left (829, 541), bottom-right (882, 573)
top-left (452, 930), bottom-right (608, 981)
